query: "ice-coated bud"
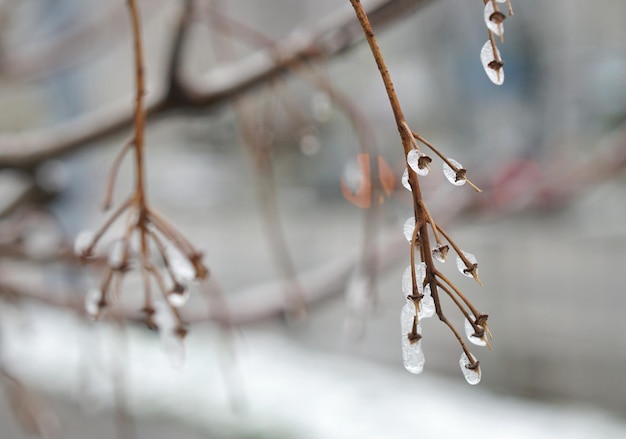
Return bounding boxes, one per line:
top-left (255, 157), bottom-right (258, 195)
top-left (442, 158), bottom-right (467, 186)
top-left (464, 318), bottom-right (487, 347)
top-left (459, 352), bottom-right (481, 385)
top-left (480, 40), bottom-right (504, 85)
top-left (74, 230), bottom-right (95, 258)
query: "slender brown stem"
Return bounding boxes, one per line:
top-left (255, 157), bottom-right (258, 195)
top-left (127, 0), bottom-right (147, 208)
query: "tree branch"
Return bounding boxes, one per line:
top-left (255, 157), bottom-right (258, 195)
top-left (0, 0), bottom-right (434, 170)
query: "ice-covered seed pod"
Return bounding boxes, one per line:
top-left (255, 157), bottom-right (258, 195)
top-left (456, 250), bottom-right (479, 278)
top-left (407, 149), bottom-right (431, 176)
top-left (442, 158), bottom-right (467, 187)
top-left (480, 40), bottom-right (504, 85)
top-left (459, 352), bottom-right (481, 385)
top-left (401, 263), bottom-right (426, 299)
top-left (432, 243), bottom-right (449, 263)
top-left (400, 302), bottom-right (425, 374)
top-left (74, 230), bottom-right (95, 258)
top-left (164, 244), bottom-right (196, 285)
top-left (167, 286), bottom-right (190, 308)
top-left (465, 318), bottom-right (487, 347)
top-left (484, 1), bottom-right (506, 38)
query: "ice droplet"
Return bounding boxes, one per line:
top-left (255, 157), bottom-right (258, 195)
top-left (407, 150), bottom-right (430, 176)
top-left (167, 289), bottom-right (190, 308)
top-left (432, 243), bottom-right (449, 263)
top-left (480, 40), bottom-right (505, 85)
top-left (415, 262), bottom-right (426, 294)
top-left (465, 318), bottom-right (487, 346)
top-left (401, 303), bottom-right (425, 374)
top-left (456, 250), bottom-right (478, 278)
top-left (443, 158), bottom-right (467, 187)
top-left (165, 244), bottom-right (196, 285)
top-left (401, 168), bottom-right (411, 191)
top-left (401, 265), bottom-right (412, 298)
top-left (107, 240), bottom-right (126, 270)
top-left (74, 230), bottom-right (95, 258)
top-left (418, 291), bottom-right (435, 319)
top-left (403, 217), bottom-right (416, 242)
top-left (484, 1), bottom-right (505, 37)
top-left (459, 352), bottom-right (481, 385)
top-left (85, 288), bottom-right (103, 318)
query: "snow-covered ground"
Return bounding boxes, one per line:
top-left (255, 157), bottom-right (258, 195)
top-left (3, 304), bottom-right (626, 439)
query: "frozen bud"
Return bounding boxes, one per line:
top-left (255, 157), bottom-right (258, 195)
top-left (465, 318), bottom-right (487, 347)
top-left (484, 1), bottom-right (506, 37)
top-left (407, 149), bottom-right (431, 176)
top-left (85, 288), bottom-right (105, 319)
top-left (456, 250), bottom-right (481, 284)
top-left (401, 168), bottom-right (411, 191)
top-left (167, 285), bottom-right (190, 308)
top-left (459, 352), bottom-right (481, 385)
top-left (432, 243), bottom-right (449, 263)
top-left (480, 40), bottom-right (504, 85)
top-left (442, 158), bottom-right (467, 187)
top-left (165, 244), bottom-right (196, 285)
top-left (74, 230), bottom-right (95, 259)
top-left (403, 217), bottom-right (416, 242)
top-left (402, 262), bottom-right (427, 299)
top-left (400, 303), bottom-right (425, 374)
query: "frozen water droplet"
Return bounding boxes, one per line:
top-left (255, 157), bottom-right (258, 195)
top-left (484, 1), bottom-right (505, 37)
top-left (165, 245), bottom-right (196, 285)
top-left (401, 265), bottom-right (412, 299)
top-left (400, 303), bottom-right (425, 374)
top-left (401, 168), bottom-right (411, 191)
top-left (459, 352), bottom-right (481, 385)
top-left (107, 240), bottom-right (126, 270)
top-left (403, 217), bottom-right (416, 242)
top-left (401, 301), bottom-right (415, 327)
top-left (415, 262), bottom-right (426, 295)
top-left (162, 333), bottom-right (186, 370)
top-left (432, 243), bottom-right (449, 262)
top-left (443, 158), bottom-right (467, 186)
top-left (456, 250), bottom-right (478, 278)
top-left (167, 289), bottom-right (190, 308)
top-left (465, 318), bottom-right (487, 346)
top-left (74, 230), bottom-right (95, 258)
top-left (407, 150), bottom-right (430, 176)
top-left (85, 288), bottom-right (103, 318)
top-left (480, 40), bottom-right (505, 85)
top-left (418, 293), bottom-right (435, 319)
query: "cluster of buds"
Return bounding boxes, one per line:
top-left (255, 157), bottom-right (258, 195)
top-left (399, 125), bottom-right (492, 384)
top-left (481, 0), bottom-right (514, 85)
top-left (74, 202), bottom-right (208, 368)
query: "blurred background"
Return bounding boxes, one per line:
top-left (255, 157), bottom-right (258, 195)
top-left (1, 0), bottom-right (626, 438)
